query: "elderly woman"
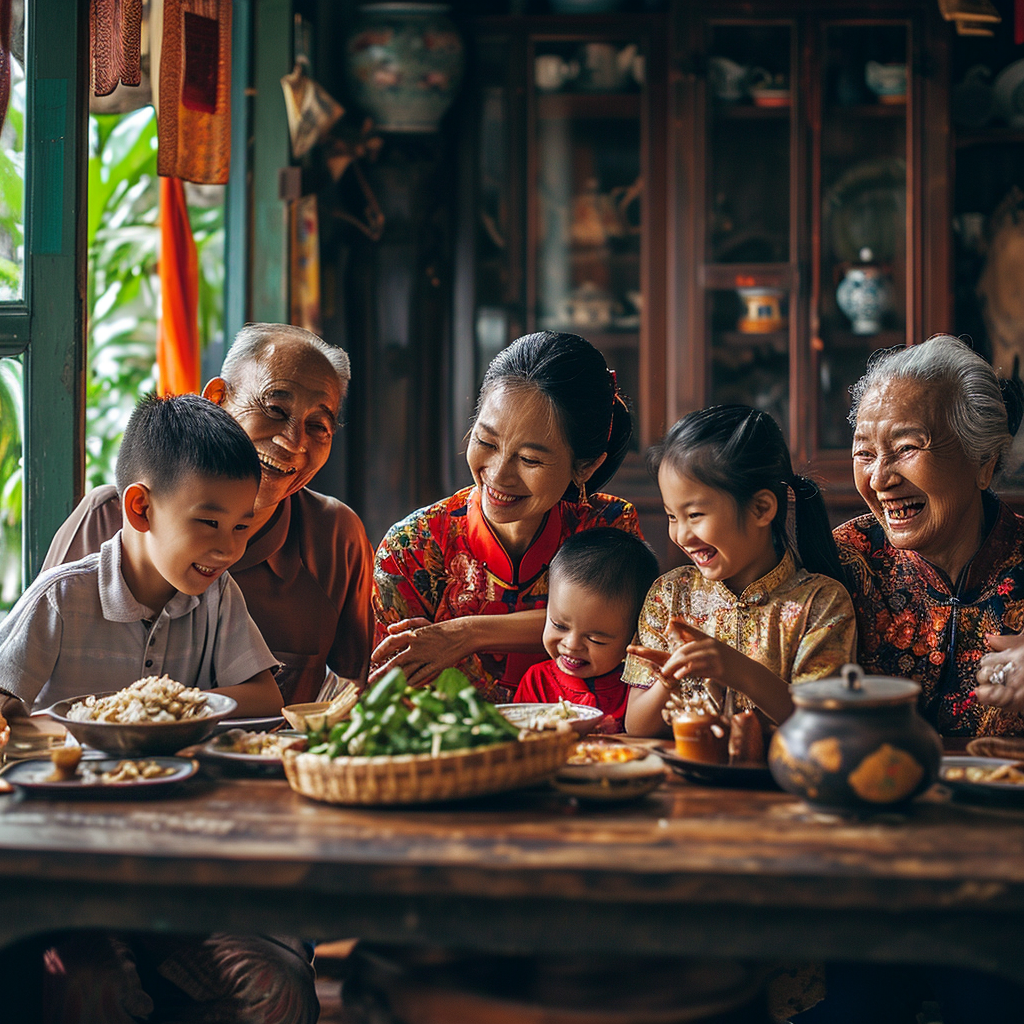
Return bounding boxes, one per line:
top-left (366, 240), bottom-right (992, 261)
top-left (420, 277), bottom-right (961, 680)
top-left (43, 322), bottom-right (373, 704)
top-left (834, 334), bottom-right (1024, 737)
top-left (371, 331), bottom-right (641, 699)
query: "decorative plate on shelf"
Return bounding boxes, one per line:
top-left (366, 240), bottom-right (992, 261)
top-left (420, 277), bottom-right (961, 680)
top-left (993, 59), bottom-right (1024, 128)
top-left (824, 157), bottom-right (906, 265)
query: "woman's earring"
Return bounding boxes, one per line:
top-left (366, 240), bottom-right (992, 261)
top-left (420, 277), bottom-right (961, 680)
top-left (577, 480), bottom-right (588, 506)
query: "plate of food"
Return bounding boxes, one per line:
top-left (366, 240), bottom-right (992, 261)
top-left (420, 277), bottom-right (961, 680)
top-left (0, 750), bottom-right (198, 797)
top-left (495, 701), bottom-right (605, 735)
top-left (552, 738), bottom-right (666, 802)
top-left (938, 756), bottom-right (1024, 803)
top-left (196, 729), bottom-right (305, 775)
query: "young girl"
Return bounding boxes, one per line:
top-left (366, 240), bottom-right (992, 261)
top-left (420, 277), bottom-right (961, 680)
top-left (624, 405), bottom-right (857, 736)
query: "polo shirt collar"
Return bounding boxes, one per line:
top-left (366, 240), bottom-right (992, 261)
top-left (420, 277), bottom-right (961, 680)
top-left (232, 491), bottom-right (292, 580)
top-left (98, 533), bottom-right (200, 623)
top-left (466, 486), bottom-right (564, 587)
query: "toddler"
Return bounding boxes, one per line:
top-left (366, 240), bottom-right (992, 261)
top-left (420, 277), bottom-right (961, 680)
top-left (0, 393), bottom-right (283, 721)
top-left (514, 528), bottom-right (659, 731)
top-left (624, 405), bottom-right (856, 735)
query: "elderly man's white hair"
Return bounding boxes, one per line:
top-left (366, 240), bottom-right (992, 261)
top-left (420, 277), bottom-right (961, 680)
top-left (848, 333), bottom-right (1016, 469)
top-left (220, 323), bottom-right (351, 399)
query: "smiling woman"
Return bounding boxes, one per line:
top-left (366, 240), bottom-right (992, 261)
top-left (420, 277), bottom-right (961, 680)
top-left (371, 332), bottom-right (642, 701)
top-left (835, 334), bottom-right (1024, 737)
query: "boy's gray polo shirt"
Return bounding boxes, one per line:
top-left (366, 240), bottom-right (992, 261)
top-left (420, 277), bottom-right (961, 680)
top-left (0, 534), bottom-right (278, 711)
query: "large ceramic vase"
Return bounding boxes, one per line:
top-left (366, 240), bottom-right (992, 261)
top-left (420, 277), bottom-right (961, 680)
top-left (345, 4), bottom-right (464, 133)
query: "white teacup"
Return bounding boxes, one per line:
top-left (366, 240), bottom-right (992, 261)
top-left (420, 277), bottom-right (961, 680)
top-left (535, 54), bottom-right (579, 93)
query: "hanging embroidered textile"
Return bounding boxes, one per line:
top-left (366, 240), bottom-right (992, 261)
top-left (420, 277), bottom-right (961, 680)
top-left (155, 0), bottom-right (231, 184)
top-left (156, 176), bottom-right (200, 396)
top-left (91, 0), bottom-right (143, 96)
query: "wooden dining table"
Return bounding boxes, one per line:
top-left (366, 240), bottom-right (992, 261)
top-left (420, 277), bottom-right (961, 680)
top-left (1, 748), bottom-right (1024, 988)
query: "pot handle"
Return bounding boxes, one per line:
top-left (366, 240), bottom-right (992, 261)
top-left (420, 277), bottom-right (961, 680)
top-left (841, 663), bottom-right (864, 692)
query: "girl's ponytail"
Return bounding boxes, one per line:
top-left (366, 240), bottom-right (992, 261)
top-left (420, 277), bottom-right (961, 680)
top-left (788, 474), bottom-right (845, 584)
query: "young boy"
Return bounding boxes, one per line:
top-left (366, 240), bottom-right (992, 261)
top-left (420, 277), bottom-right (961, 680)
top-left (0, 393), bottom-right (283, 722)
top-left (513, 528), bottom-right (659, 732)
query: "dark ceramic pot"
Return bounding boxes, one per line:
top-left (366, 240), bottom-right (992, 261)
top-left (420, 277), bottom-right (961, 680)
top-left (768, 664), bottom-right (942, 812)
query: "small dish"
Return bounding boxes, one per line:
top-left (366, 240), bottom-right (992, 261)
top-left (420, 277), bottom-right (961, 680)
top-left (750, 88), bottom-right (790, 108)
top-left (938, 756), bottom-right (1024, 804)
top-left (655, 747), bottom-right (777, 789)
top-left (0, 755), bottom-right (198, 797)
top-left (553, 752), bottom-right (666, 803)
top-left (495, 703), bottom-right (605, 735)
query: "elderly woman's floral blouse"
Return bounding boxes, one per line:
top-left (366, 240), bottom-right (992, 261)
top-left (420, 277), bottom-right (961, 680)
top-left (622, 551), bottom-right (857, 708)
top-left (372, 486), bottom-right (641, 702)
top-left (834, 492), bottom-right (1024, 737)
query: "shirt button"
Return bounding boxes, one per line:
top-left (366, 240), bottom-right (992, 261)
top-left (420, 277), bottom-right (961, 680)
top-left (145, 660), bottom-right (153, 668)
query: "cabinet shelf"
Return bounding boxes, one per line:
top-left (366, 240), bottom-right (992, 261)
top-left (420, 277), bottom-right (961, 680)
top-left (536, 93), bottom-right (642, 120)
top-left (823, 103), bottom-right (907, 118)
top-left (954, 127), bottom-right (1024, 149)
top-left (701, 263), bottom-right (795, 290)
top-left (713, 104), bottom-right (791, 119)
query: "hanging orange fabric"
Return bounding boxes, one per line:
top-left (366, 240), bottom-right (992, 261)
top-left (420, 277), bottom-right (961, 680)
top-left (156, 176), bottom-right (200, 396)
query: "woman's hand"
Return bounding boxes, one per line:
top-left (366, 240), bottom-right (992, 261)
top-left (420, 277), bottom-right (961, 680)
top-left (975, 633), bottom-right (1024, 714)
top-left (370, 618), bottom-right (471, 688)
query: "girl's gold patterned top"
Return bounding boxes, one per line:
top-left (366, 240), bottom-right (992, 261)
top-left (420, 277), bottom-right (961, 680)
top-left (622, 551), bottom-right (857, 710)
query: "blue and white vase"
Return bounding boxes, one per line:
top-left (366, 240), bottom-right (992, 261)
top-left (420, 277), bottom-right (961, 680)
top-left (345, 4), bottom-right (465, 133)
top-left (836, 247), bottom-right (893, 335)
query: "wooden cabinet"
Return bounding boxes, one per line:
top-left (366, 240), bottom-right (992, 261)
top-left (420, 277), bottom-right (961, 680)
top-left (672, 0), bottom-right (950, 515)
top-left (452, 2), bottom-right (953, 550)
top-left (450, 12), bottom-right (671, 547)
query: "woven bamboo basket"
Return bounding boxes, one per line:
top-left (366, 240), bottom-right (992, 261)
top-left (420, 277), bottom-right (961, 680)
top-left (282, 729), bottom-right (576, 805)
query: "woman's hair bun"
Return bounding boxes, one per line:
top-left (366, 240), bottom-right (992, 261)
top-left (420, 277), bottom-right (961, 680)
top-left (1000, 375), bottom-right (1024, 437)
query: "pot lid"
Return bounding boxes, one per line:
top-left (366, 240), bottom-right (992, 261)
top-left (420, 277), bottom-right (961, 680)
top-left (792, 663), bottom-right (920, 709)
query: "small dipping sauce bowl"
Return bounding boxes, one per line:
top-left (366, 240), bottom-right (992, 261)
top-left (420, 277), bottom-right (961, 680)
top-left (672, 711), bottom-right (728, 764)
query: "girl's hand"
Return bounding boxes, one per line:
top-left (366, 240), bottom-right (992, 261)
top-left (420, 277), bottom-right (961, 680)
top-left (369, 618), bottom-right (468, 688)
top-left (0, 710), bottom-right (8, 752)
top-left (975, 633), bottom-right (1024, 714)
top-left (630, 619), bottom-right (735, 686)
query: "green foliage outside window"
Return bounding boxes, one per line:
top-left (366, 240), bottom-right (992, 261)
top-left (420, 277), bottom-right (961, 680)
top-left (0, 106), bottom-right (224, 608)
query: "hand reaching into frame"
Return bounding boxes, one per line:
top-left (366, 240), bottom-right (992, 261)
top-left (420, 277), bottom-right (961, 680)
top-left (975, 633), bottom-right (1024, 715)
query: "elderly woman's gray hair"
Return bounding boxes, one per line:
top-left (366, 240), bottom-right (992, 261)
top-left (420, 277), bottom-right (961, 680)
top-left (221, 323), bottom-right (351, 398)
top-left (848, 334), bottom-right (1017, 468)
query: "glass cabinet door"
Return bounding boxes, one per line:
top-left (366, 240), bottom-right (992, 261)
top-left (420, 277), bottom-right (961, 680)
top-left (530, 33), bottom-right (645, 453)
top-left (462, 16), bottom-right (665, 469)
top-left (700, 20), bottom-right (796, 443)
top-left (814, 21), bottom-right (911, 453)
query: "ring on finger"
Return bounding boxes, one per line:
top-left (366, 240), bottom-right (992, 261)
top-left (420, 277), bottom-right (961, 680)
top-left (990, 665), bottom-right (1009, 687)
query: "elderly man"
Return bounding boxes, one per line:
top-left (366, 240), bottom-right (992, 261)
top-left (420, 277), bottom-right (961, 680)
top-left (44, 322), bottom-right (373, 703)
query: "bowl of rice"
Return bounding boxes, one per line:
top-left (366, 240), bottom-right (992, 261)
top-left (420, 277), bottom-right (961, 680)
top-left (43, 675), bottom-right (237, 755)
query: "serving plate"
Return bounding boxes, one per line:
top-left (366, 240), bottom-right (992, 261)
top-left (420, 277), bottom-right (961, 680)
top-left (938, 756), bottom-right (1024, 804)
top-left (196, 729), bottom-right (305, 776)
top-left (0, 754), bottom-right (198, 797)
top-left (495, 703), bottom-right (604, 735)
top-left (654, 747), bottom-right (777, 789)
top-left (213, 715), bottom-right (285, 734)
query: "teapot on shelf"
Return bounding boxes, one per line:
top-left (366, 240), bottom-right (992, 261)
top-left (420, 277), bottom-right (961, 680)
top-left (569, 176), bottom-right (643, 248)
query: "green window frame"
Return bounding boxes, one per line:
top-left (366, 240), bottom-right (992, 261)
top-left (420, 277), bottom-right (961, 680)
top-left (0, 0), bottom-right (87, 581)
